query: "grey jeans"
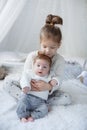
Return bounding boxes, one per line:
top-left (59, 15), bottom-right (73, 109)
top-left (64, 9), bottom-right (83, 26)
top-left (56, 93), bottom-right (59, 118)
top-left (16, 93), bottom-right (48, 119)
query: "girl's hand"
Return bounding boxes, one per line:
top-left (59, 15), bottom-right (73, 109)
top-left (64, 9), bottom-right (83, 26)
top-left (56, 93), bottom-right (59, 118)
top-left (30, 79), bottom-right (52, 91)
top-left (22, 87), bottom-right (30, 94)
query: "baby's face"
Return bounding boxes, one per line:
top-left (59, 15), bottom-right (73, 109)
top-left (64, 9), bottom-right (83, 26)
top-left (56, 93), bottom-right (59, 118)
top-left (33, 59), bottom-right (50, 77)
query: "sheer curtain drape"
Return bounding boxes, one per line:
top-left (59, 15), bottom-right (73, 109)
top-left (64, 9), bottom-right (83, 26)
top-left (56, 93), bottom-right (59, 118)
top-left (0, 0), bottom-right (27, 43)
top-left (0, 0), bottom-right (87, 58)
top-left (0, 0), bottom-right (7, 13)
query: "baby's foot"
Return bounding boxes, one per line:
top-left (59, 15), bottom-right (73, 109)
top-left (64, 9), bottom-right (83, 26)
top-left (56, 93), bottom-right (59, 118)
top-left (27, 117), bottom-right (34, 122)
top-left (20, 118), bottom-right (28, 123)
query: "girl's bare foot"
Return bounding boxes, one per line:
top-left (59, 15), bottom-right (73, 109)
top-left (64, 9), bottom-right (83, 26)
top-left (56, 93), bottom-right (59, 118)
top-left (27, 117), bottom-right (34, 122)
top-left (20, 118), bottom-right (28, 123)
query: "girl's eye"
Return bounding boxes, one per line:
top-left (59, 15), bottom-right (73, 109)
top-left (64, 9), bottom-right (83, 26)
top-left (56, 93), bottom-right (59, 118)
top-left (51, 47), bottom-right (55, 49)
top-left (43, 66), bottom-right (47, 68)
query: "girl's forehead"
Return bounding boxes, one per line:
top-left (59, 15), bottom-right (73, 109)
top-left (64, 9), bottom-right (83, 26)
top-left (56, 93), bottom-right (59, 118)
top-left (41, 40), bottom-right (58, 47)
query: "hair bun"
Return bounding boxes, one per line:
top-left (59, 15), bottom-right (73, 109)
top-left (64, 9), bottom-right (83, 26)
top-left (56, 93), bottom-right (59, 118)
top-left (46, 14), bottom-right (63, 25)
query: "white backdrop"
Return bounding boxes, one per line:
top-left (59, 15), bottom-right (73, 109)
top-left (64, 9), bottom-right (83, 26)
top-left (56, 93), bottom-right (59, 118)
top-left (0, 0), bottom-right (87, 58)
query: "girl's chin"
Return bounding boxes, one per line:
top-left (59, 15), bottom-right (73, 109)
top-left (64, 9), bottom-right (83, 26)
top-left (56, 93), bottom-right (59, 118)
top-left (46, 55), bottom-right (52, 58)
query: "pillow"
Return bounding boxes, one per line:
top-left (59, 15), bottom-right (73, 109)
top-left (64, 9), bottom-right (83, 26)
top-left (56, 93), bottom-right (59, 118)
top-left (63, 60), bottom-right (83, 81)
top-left (0, 51), bottom-right (27, 62)
top-left (77, 71), bottom-right (87, 86)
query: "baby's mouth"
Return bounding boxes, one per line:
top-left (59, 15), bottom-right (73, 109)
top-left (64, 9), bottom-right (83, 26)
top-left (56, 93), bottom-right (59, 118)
top-left (38, 71), bottom-right (42, 74)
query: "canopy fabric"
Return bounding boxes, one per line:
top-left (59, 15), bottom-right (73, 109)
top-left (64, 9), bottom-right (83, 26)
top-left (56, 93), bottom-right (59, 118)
top-left (0, 0), bottom-right (87, 58)
top-left (0, 0), bottom-right (27, 43)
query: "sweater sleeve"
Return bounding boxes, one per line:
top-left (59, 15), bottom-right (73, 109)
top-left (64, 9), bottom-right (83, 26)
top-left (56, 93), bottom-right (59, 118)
top-left (21, 51), bottom-right (38, 89)
top-left (24, 51), bottom-right (38, 72)
top-left (49, 54), bottom-right (65, 94)
top-left (53, 55), bottom-right (65, 85)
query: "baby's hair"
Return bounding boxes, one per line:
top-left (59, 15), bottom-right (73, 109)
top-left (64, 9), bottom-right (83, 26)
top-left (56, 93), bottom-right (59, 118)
top-left (40, 14), bottom-right (63, 47)
top-left (33, 51), bottom-right (52, 67)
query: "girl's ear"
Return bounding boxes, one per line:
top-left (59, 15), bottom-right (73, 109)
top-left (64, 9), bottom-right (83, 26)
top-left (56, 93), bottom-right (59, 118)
top-left (57, 43), bottom-right (61, 48)
top-left (38, 51), bottom-right (44, 56)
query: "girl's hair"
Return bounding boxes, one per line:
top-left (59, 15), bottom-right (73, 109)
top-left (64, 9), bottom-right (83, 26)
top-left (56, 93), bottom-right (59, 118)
top-left (33, 51), bottom-right (52, 67)
top-left (40, 14), bottom-right (63, 47)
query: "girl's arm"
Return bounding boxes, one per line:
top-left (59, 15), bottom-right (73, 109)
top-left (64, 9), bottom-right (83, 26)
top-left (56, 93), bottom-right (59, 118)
top-left (20, 72), bottom-right (31, 88)
top-left (24, 51), bottom-right (38, 72)
top-left (49, 54), bottom-right (65, 93)
top-left (20, 71), bottom-right (31, 94)
top-left (30, 79), bottom-right (53, 91)
top-left (23, 51), bottom-right (65, 93)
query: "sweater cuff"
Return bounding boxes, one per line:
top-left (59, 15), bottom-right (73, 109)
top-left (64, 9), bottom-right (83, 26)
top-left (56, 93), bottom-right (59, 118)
top-left (52, 77), bottom-right (60, 86)
top-left (49, 83), bottom-right (59, 95)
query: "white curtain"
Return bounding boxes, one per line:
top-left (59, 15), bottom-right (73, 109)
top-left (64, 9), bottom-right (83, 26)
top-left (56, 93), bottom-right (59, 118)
top-left (0, 0), bottom-right (27, 43)
top-left (0, 0), bottom-right (87, 58)
top-left (0, 0), bottom-right (7, 13)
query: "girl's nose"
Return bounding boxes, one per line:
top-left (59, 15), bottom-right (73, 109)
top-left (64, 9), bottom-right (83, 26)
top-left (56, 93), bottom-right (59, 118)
top-left (46, 48), bottom-right (50, 53)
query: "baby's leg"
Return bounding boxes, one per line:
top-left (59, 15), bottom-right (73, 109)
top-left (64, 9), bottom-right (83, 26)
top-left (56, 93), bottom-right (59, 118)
top-left (16, 94), bottom-right (31, 120)
top-left (31, 103), bottom-right (48, 120)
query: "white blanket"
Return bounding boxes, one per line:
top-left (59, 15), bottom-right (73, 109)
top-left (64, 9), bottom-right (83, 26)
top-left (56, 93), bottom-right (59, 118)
top-left (0, 79), bottom-right (87, 130)
top-left (0, 55), bottom-right (87, 130)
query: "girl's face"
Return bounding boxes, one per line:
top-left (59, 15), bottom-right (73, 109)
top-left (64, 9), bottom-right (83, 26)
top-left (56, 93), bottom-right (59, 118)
top-left (40, 39), bottom-right (59, 58)
top-left (33, 59), bottom-right (50, 77)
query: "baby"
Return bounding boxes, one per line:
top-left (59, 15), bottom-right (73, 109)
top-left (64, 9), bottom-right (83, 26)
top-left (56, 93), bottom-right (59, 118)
top-left (16, 52), bottom-right (58, 122)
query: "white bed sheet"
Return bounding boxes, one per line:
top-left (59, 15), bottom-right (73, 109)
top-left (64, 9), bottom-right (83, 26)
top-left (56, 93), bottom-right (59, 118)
top-left (0, 79), bottom-right (87, 130)
top-left (0, 56), bottom-right (87, 130)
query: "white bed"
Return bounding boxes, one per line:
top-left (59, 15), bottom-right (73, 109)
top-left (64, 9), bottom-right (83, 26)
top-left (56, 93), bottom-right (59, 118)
top-left (0, 52), bottom-right (87, 130)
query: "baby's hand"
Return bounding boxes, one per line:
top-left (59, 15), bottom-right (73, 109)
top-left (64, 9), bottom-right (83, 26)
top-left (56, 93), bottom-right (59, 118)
top-left (50, 79), bottom-right (58, 87)
top-left (22, 87), bottom-right (30, 94)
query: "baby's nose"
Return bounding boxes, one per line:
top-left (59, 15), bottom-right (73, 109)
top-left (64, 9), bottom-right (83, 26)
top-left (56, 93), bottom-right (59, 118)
top-left (39, 66), bottom-right (43, 70)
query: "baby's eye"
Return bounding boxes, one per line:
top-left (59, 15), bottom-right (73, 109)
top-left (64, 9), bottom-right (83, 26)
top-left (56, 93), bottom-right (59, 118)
top-left (43, 46), bottom-right (47, 48)
top-left (37, 64), bottom-right (40, 67)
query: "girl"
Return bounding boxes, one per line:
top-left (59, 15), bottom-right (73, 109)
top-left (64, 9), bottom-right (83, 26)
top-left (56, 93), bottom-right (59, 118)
top-left (24, 14), bottom-right (64, 93)
top-left (16, 14), bottom-right (71, 122)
